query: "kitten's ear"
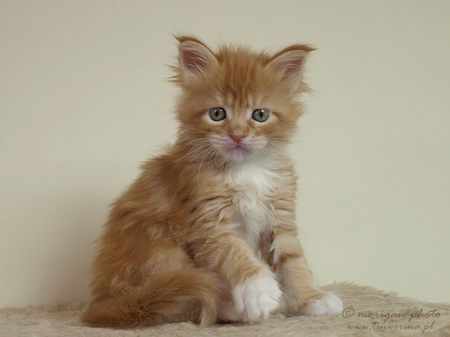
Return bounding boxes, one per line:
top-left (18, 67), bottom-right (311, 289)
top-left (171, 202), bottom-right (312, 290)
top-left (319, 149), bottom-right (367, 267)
top-left (177, 36), bottom-right (217, 78)
top-left (268, 44), bottom-right (314, 90)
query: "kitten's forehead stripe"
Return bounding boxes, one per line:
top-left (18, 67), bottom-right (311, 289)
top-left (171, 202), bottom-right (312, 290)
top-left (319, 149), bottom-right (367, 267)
top-left (215, 47), bottom-right (269, 109)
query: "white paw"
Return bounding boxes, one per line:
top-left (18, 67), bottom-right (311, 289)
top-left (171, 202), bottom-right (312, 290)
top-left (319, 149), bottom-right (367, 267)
top-left (221, 275), bottom-right (282, 323)
top-left (304, 293), bottom-right (343, 316)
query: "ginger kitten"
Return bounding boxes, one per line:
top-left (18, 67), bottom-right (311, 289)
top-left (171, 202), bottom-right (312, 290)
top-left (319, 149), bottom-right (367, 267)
top-left (81, 36), bottom-right (343, 327)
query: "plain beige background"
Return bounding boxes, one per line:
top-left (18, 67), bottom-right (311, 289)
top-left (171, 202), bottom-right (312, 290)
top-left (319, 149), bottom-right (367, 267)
top-left (1, 1), bottom-right (449, 308)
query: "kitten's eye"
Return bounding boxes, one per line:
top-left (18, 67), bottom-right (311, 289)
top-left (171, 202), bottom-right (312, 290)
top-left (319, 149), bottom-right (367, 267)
top-left (209, 107), bottom-right (227, 121)
top-left (252, 109), bottom-right (270, 122)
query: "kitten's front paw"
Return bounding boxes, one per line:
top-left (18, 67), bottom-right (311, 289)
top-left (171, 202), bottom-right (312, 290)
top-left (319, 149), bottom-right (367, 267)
top-left (222, 275), bottom-right (282, 323)
top-left (303, 293), bottom-right (343, 316)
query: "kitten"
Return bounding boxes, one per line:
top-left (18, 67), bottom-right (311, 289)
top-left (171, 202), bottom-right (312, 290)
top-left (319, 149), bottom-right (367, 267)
top-left (81, 36), bottom-right (343, 327)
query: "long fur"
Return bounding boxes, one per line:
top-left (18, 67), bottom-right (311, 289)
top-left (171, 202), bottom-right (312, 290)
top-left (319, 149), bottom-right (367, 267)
top-left (81, 36), bottom-right (342, 328)
top-left (82, 270), bottom-right (219, 327)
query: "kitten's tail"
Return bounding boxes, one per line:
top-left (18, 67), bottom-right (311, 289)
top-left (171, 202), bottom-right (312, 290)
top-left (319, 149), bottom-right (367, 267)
top-left (81, 270), bottom-right (220, 328)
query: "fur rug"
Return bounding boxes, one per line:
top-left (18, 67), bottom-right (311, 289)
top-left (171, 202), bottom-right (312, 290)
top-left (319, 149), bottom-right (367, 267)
top-left (1, 282), bottom-right (449, 337)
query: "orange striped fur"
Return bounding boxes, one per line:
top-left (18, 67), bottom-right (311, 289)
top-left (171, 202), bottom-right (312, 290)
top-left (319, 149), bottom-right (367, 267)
top-left (81, 36), bottom-right (342, 328)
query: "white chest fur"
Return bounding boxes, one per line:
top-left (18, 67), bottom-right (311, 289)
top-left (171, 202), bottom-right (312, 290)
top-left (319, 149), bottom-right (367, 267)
top-left (226, 160), bottom-right (279, 251)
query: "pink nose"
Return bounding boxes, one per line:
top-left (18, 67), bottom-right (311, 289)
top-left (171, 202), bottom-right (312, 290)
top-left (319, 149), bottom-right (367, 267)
top-left (229, 133), bottom-right (246, 143)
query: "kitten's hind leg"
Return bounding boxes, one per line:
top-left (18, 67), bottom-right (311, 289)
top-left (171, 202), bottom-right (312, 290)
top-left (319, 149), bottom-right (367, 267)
top-left (83, 234), bottom-right (221, 328)
top-left (82, 268), bottom-right (220, 327)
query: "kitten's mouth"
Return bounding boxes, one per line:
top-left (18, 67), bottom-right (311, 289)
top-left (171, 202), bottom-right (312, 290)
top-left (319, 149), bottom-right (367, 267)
top-left (232, 142), bottom-right (246, 150)
top-left (214, 137), bottom-right (257, 162)
top-left (224, 143), bottom-right (253, 161)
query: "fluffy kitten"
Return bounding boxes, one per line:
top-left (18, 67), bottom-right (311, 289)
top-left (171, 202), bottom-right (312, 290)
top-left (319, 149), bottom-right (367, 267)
top-left (81, 36), bottom-right (343, 327)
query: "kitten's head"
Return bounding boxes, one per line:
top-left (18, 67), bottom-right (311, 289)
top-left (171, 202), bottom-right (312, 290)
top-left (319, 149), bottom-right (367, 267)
top-left (171, 36), bottom-right (314, 164)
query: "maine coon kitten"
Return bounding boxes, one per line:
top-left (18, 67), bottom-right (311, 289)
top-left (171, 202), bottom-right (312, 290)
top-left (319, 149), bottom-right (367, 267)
top-left (81, 36), bottom-right (343, 327)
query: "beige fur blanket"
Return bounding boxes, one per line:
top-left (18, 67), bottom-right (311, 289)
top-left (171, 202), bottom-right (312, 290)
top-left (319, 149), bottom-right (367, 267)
top-left (1, 282), bottom-right (449, 336)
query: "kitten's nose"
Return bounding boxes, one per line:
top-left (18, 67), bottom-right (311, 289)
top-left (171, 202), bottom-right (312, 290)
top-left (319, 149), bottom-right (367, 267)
top-left (229, 132), bottom-right (246, 144)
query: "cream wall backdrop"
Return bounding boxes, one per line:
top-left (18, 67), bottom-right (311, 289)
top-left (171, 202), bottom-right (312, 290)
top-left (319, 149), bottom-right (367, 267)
top-left (1, 1), bottom-right (449, 308)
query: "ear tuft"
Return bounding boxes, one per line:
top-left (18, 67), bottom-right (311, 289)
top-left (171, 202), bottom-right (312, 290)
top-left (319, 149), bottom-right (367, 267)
top-left (178, 36), bottom-right (217, 75)
top-left (269, 44), bottom-right (314, 85)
